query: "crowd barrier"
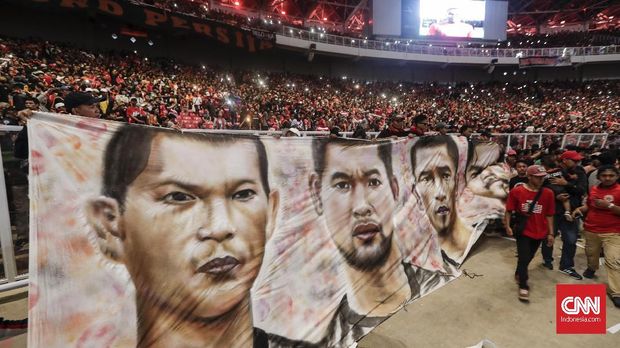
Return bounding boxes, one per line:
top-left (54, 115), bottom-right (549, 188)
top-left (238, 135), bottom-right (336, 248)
top-left (0, 124), bottom-right (614, 292)
top-left (278, 26), bottom-right (620, 58)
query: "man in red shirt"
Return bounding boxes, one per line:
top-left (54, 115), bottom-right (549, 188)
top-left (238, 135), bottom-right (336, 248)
top-left (572, 165), bottom-right (620, 308)
top-left (505, 165), bottom-right (556, 302)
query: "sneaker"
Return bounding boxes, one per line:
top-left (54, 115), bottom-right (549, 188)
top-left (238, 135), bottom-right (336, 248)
top-left (518, 288), bottom-right (529, 302)
top-left (560, 268), bottom-right (583, 280)
top-left (612, 296), bottom-right (620, 308)
top-left (542, 262), bottom-right (553, 270)
top-left (583, 268), bottom-right (596, 279)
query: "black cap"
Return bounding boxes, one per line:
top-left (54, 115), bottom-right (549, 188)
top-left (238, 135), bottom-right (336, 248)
top-left (64, 92), bottom-right (101, 111)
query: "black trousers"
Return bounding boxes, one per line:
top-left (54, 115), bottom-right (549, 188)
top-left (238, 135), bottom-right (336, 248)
top-left (515, 235), bottom-right (543, 290)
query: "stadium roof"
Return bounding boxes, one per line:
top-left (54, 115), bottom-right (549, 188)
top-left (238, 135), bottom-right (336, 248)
top-left (164, 1), bottom-right (620, 34)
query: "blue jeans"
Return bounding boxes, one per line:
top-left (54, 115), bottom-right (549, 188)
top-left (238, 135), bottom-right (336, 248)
top-left (558, 215), bottom-right (579, 270)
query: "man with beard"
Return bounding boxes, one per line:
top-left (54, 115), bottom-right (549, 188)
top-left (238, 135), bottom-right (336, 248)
top-left (410, 136), bottom-right (471, 263)
top-left (297, 138), bottom-right (449, 347)
top-left (86, 126), bottom-right (279, 348)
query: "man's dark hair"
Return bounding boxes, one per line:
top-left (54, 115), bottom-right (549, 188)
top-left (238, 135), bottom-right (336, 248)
top-left (599, 151), bottom-right (616, 166)
top-left (596, 164), bottom-right (619, 179)
top-left (410, 135), bottom-right (459, 177)
top-left (459, 124), bottom-right (471, 134)
top-left (312, 138), bottom-right (393, 181)
top-left (102, 125), bottom-right (270, 211)
top-left (515, 159), bottom-right (529, 166)
top-left (541, 154), bottom-right (558, 168)
top-left (414, 115), bottom-right (427, 125)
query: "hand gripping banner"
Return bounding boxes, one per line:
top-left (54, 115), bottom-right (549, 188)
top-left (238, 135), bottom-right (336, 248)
top-left (27, 113), bottom-right (509, 347)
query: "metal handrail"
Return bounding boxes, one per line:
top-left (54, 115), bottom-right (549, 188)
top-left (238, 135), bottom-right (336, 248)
top-left (279, 26), bottom-right (620, 58)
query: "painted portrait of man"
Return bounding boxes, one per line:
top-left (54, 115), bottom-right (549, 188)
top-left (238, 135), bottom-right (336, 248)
top-left (410, 135), bottom-right (470, 263)
top-left (86, 126), bottom-right (279, 348)
top-left (280, 138), bottom-right (448, 347)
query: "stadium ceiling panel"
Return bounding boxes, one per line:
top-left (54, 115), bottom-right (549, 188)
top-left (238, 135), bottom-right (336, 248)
top-left (508, 0), bottom-right (620, 32)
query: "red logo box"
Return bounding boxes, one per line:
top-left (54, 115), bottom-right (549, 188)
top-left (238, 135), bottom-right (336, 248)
top-left (556, 284), bottom-right (606, 334)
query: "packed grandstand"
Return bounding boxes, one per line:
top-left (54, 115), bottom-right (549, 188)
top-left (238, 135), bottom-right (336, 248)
top-left (1, 34), bottom-right (619, 134)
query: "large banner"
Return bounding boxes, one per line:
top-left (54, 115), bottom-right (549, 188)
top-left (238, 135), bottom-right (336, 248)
top-left (6, 0), bottom-right (274, 52)
top-left (27, 113), bottom-right (509, 347)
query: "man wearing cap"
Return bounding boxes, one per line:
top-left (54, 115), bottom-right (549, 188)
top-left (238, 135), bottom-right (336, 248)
top-left (550, 150), bottom-right (588, 280)
top-left (282, 127), bottom-right (301, 137)
top-left (377, 114), bottom-right (410, 138)
top-left (64, 92), bottom-right (102, 118)
top-left (505, 165), bottom-right (555, 301)
top-left (436, 122), bottom-right (448, 136)
top-left (504, 149), bottom-right (518, 179)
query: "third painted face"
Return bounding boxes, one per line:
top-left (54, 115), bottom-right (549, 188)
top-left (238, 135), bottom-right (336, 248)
top-left (413, 145), bottom-right (457, 237)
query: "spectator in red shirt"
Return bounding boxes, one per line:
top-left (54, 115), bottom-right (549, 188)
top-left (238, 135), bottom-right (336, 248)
top-left (505, 165), bottom-right (556, 302)
top-left (572, 165), bottom-right (620, 308)
top-left (126, 98), bottom-right (145, 124)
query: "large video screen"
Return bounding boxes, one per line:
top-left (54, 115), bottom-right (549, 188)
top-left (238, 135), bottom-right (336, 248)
top-left (418, 0), bottom-right (486, 39)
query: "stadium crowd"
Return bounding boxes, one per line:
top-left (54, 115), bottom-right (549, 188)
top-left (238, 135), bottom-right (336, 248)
top-left (0, 36), bottom-right (619, 135)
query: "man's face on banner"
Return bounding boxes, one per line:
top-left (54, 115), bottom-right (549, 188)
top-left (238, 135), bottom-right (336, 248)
top-left (90, 135), bottom-right (276, 319)
top-left (413, 144), bottom-right (457, 236)
top-left (466, 144), bottom-right (508, 199)
top-left (314, 145), bottom-right (398, 270)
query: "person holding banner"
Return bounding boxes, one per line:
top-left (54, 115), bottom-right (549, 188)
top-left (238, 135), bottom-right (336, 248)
top-left (306, 138), bottom-right (446, 347)
top-left (86, 126), bottom-right (279, 347)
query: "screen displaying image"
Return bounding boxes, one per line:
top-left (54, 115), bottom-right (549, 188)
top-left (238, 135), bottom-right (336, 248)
top-left (419, 0), bottom-right (486, 38)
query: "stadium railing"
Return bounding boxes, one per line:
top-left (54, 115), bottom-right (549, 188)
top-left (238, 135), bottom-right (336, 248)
top-left (0, 124), bottom-right (615, 292)
top-left (278, 26), bottom-right (620, 58)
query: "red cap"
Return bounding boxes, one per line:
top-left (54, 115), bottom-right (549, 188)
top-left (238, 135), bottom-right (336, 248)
top-left (560, 150), bottom-right (584, 161)
top-left (506, 149), bottom-right (517, 156)
top-left (526, 165), bottom-right (547, 177)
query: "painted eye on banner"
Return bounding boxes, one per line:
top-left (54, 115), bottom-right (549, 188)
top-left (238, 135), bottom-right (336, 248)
top-left (163, 191), bottom-right (196, 203)
top-left (232, 189), bottom-right (257, 201)
top-left (369, 178), bottom-right (382, 187)
top-left (334, 181), bottom-right (351, 190)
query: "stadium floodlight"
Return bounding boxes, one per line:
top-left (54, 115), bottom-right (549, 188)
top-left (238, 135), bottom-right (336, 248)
top-left (148, 40), bottom-right (154, 46)
top-left (111, 34), bottom-right (118, 40)
top-left (130, 37), bottom-right (136, 43)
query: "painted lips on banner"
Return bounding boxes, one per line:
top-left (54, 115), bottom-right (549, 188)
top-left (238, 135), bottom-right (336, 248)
top-left (27, 113), bottom-right (509, 347)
